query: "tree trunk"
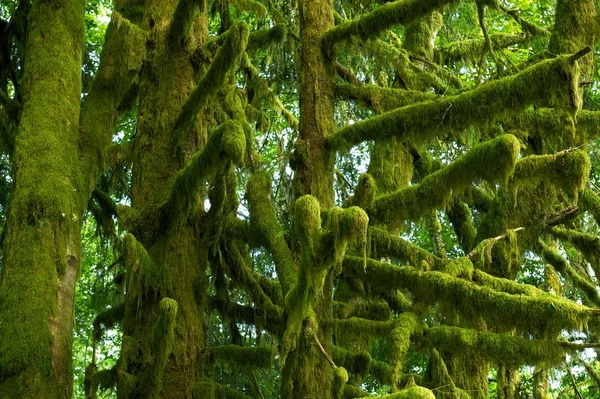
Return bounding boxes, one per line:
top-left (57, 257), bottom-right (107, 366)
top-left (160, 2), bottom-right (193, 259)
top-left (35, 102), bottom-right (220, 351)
top-left (0, 0), bottom-right (85, 397)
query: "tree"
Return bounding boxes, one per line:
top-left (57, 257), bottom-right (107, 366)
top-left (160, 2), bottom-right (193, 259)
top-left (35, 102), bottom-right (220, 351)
top-left (3, 0), bottom-right (600, 398)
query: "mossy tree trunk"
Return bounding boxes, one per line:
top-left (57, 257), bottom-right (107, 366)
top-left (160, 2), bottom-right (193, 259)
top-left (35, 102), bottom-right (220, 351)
top-left (283, 0), bottom-right (337, 398)
top-left (0, 0), bottom-right (85, 396)
top-left (117, 1), bottom-right (209, 398)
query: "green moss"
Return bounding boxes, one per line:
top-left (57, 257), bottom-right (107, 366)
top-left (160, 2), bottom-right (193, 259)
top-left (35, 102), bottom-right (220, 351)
top-left (246, 23), bottom-right (286, 53)
top-left (550, 227), bottom-right (600, 280)
top-left (390, 313), bottom-right (421, 391)
top-left (206, 345), bottom-right (273, 368)
top-left (424, 349), bottom-right (470, 399)
top-left (323, 0), bottom-right (458, 56)
top-left (334, 367), bottom-right (349, 399)
top-left (344, 256), bottom-right (591, 334)
top-left (322, 205), bottom-right (369, 273)
top-left (404, 11), bottom-right (443, 60)
top-left (327, 55), bottom-right (582, 152)
top-left (93, 303), bottom-right (125, 340)
top-left (164, 120), bottom-right (246, 220)
top-left (369, 227), bottom-right (441, 270)
top-left (512, 150), bottom-right (590, 202)
top-left (193, 380), bottom-right (255, 399)
top-left (169, 0), bottom-right (206, 45)
top-left (345, 174), bottom-right (377, 210)
top-left (335, 83), bottom-right (437, 114)
top-left (423, 325), bottom-right (564, 365)
top-left (149, 297), bottom-right (177, 398)
top-left (246, 171), bottom-right (297, 294)
top-left (332, 346), bottom-right (372, 383)
top-left (173, 21), bottom-right (249, 149)
top-left (376, 386), bottom-right (436, 399)
top-left (368, 140), bottom-right (413, 196)
top-left (231, 0), bottom-right (267, 20)
top-left (435, 33), bottom-right (528, 66)
top-left (370, 135), bottom-right (520, 227)
top-left (343, 384), bottom-right (373, 398)
top-left (537, 239), bottom-right (600, 306)
top-left (447, 200), bottom-right (477, 253)
top-left (582, 189), bottom-right (600, 226)
top-left (333, 300), bottom-right (391, 321)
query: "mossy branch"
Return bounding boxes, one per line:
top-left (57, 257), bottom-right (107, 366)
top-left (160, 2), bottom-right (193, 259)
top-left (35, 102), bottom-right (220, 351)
top-left (370, 135), bottom-right (520, 227)
top-left (173, 22), bottom-right (249, 149)
top-left (335, 83), bottom-right (437, 114)
top-left (327, 54), bottom-right (584, 152)
top-left (369, 226), bottom-right (442, 269)
top-left (193, 381), bottom-right (255, 399)
top-left (322, 0), bottom-right (458, 56)
top-left (246, 172), bottom-right (297, 295)
top-left (246, 23), bottom-right (286, 53)
top-left (205, 345), bottom-right (273, 368)
top-left (423, 325), bottom-right (564, 365)
top-left (333, 300), bottom-right (391, 321)
top-left (371, 386), bottom-right (435, 399)
top-left (343, 256), bottom-right (592, 334)
top-left (208, 296), bottom-right (285, 335)
top-left (434, 33), bottom-right (528, 66)
top-left (389, 313), bottom-right (421, 392)
top-left (537, 239), bottom-right (600, 307)
top-left (582, 189), bottom-right (600, 227)
top-left (163, 120), bottom-right (246, 221)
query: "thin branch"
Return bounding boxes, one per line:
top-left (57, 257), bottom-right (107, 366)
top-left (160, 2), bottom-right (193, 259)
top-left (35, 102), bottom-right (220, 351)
top-left (466, 227), bottom-right (524, 258)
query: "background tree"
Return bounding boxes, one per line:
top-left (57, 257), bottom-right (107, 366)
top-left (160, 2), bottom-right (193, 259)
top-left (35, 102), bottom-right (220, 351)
top-left (4, 0), bottom-right (600, 398)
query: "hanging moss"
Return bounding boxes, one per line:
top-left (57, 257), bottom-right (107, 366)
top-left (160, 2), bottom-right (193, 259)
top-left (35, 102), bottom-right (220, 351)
top-left (231, 0), bottom-right (267, 20)
top-left (424, 349), bottom-right (470, 399)
top-left (173, 21), bottom-right (249, 149)
top-left (368, 139), bottom-right (413, 196)
top-left (169, 0), bottom-right (206, 45)
top-left (192, 380), bottom-right (255, 399)
top-left (447, 200), bottom-right (477, 253)
top-left (537, 239), bottom-right (600, 307)
top-left (582, 189), bottom-right (600, 226)
top-left (246, 23), bottom-right (286, 53)
top-left (323, 0), bottom-right (458, 56)
top-left (404, 11), bottom-right (443, 60)
top-left (327, 54), bottom-right (583, 152)
top-left (512, 150), bottom-right (590, 202)
top-left (343, 256), bottom-right (592, 334)
top-left (93, 303), bottom-right (125, 341)
top-left (322, 205), bottom-right (369, 273)
top-left (148, 298), bottom-right (178, 398)
top-left (332, 346), bottom-right (372, 383)
top-left (205, 345), bottom-right (273, 368)
top-left (164, 120), bottom-right (246, 221)
top-left (345, 174), bottom-right (377, 210)
top-left (423, 325), bottom-right (564, 366)
top-left (370, 134), bottom-right (520, 227)
top-left (390, 313), bottom-right (421, 391)
top-left (123, 234), bottom-right (172, 313)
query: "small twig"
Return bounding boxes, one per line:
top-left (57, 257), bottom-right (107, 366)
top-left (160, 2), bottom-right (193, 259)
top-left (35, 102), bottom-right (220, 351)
top-left (567, 366), bottom-right (584, 399)
top-left (251, 369), bottom-right (265, 399)
top-left (314, 334), bottom-right (336, 368)
top-left (466, 227), bottom-right (524, 258)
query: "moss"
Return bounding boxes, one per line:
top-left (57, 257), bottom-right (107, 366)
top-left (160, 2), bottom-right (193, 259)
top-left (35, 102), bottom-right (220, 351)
top-left (173, 21), bottom-right (249, 149)
top-left (345, 174), bottom-right (377, 210)
top-left (370, 135), bottom-right (520, 227)
top-left (333, 318), bottom-right (394, 352)
top-left (424, 349), bottom-right (470, 399)
top-left (343, 384), bottom-right (373, 398)
top-left (148, 298), bottom-right (178, 397)
top-left (512, 150), bottom-right (590, 202)
top-left (93, 303), bottom-right (125, 340)
top-left (123, 234), bottom-right (171, 313)
top-left (231, 0), bottom-right (267, 20)
top-left (550, 227), bottom-right (600, 281)
top-left (334, 367), bottom-right (350, 399)
top-left (169, 0), bottom-right (206, 45)
top-left (390, 313), bottom-right (421, 391)
top-left (368, 140), bottom-right (413, 196)
top-left (404, 11), bottom-right (443, 60)
top-left (164, 120), bottom-right (246, 220)
top-left (323, 0), bottom-right (458, 56)
top-left (537, 239), bottom-right (600, 306)
top-left (344, 256), bottom-right (592, 334)
top-left (246, 172), bottom-right (297, 294)
top-left (375, 386), bottom-right (436, 399)
top-left (322, 205), bottom-right (369, 273)
top-left (295, 195), bottom-right (322, 255)
top-left (246, 23), bottom-right (286, 53)
top-left (333, 300), bottom-right (391, 321)
top-left (423, 325), bottom-right (564, 365)
top-left (332, 346), bottom-right (372, 383)
top-left (327, 55), bottom-right (582, 152)
top-left (582, 189), bottom-right (600, 226)
top-left (206, 345), bottom-right (273, 368)
top-left (192, 380), bottom-right (255, 399)
top-left (435, 33), bottom-right (527, 66)
top-left (369, 227), bottom-right (441, 270)
top-left (336, 83), bottom-right (437, 114)
top-left (447, 200), bottom-right (477, 253)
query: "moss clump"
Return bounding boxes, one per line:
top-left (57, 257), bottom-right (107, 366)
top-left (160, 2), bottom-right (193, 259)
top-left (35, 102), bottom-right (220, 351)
top-left (332, 346), bottom-right (372, 383)
top-left (149, 298), bottom-right (177, 397)
top-left (370, 135), bottom-right (520, 227)
top-left (164, 120), bottom-right (246, 220)
top-left (369, 227), bottom-right (441, 270)
top-left (550, 227), bottom-right (600, 279)
top-left (368, 139), bottom-right (413, 196)
top-left (333, 367), bottom-right (349, 399)
top-left (322, 206), bottom-right (369, 273)
top-left (246, 23), bottom-right (286, 53)
top-left (173, 21), bottom-right (249, 149)
top-left (327, 55), bottom-right (582, 152)
top-left (345, 174), bottom-right (377, 210)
